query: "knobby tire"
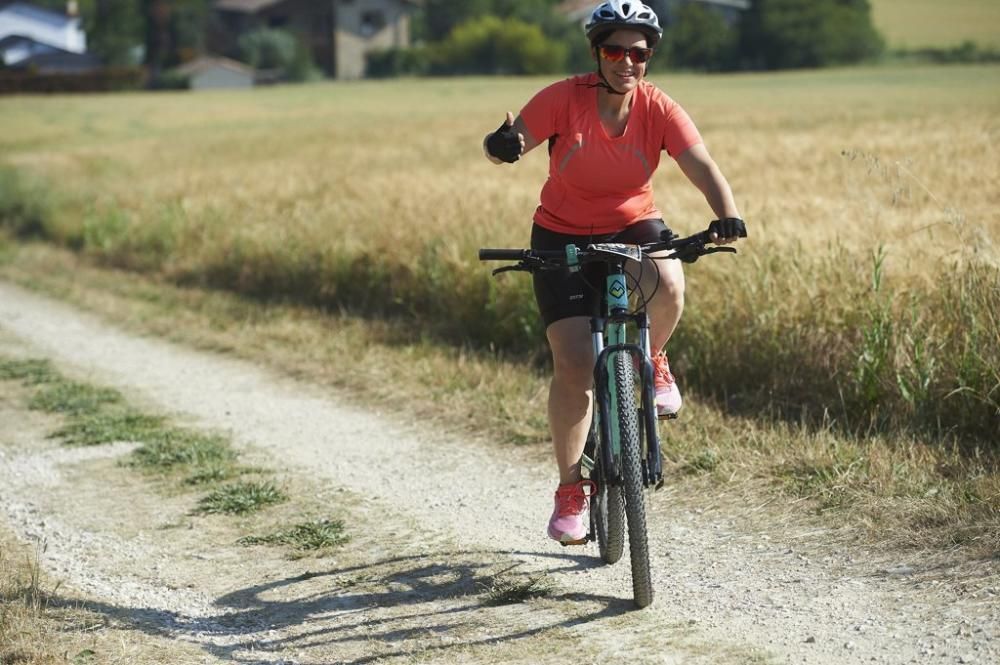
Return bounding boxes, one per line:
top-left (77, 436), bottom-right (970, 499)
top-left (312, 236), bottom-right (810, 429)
top-left (614, 352), bottom-right (653, 608)
top-left (593, 421), bottom-right (625, 563)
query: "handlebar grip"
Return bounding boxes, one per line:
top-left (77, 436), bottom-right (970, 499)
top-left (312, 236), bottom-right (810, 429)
top-left (479, 249), bottom-right (528, 261)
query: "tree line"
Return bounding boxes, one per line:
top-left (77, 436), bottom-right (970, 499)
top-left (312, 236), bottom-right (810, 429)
top-left (29, 0), bottom-right (886, 77)
top-left (387, 0), bottom-right (885, 75)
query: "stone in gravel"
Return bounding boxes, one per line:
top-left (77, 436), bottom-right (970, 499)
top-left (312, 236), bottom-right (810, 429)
top-left (885, 564), bottom-right (916, 576)
top-left (804, 636), bottom-right (816, 644)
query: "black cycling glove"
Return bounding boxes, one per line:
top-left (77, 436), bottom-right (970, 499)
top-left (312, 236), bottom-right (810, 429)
top-left (708, 217), bottom-right (747, 241)
top-left (485, 119), bottom-right (522, 163)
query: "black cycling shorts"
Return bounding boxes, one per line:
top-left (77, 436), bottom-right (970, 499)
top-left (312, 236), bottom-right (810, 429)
top-left (531, 219), bottom-right (673, 328)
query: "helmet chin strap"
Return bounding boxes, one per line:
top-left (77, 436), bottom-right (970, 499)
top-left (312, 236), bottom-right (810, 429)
top-left (595, 68), bottom-right (627, 95)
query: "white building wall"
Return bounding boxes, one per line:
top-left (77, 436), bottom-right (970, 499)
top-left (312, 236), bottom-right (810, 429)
top-left (334, 0), bottom-right (411, 80)
top-left (191, 67), bottom-right (254, 91)
top-left (0, 4), bottom-right (86, 54)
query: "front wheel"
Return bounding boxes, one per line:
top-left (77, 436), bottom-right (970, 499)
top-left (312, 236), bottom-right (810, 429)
top-left (614, 352), bottom-right (653, 608)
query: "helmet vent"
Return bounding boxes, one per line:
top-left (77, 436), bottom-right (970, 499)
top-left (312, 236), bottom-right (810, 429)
top-left (622, 3), bottom-right (632, 16)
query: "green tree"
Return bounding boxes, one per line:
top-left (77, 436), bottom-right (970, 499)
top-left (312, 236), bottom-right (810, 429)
top-left (663, 3), bottom-right (738, 71)
top-left (415, 0), bottom-right (495, 42)
top-left (431, 15), bottom-right (567, 75)
top-left (91, 0), bottom-right (144, 65)
top-left (742, 0), bottom-right (884, 69)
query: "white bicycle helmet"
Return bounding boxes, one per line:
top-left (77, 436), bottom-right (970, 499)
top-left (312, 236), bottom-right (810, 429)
top-left (585, 1), bottom-right (663, 47)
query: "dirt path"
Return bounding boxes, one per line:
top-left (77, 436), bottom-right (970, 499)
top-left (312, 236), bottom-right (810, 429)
top-left (0, 279), bottom-right (997, 665)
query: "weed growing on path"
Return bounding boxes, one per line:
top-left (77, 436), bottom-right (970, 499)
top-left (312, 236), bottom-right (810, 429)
top-left (238, 519), bottom-right (349, 551)
top-left (195, 481), bottom-right (288, 515)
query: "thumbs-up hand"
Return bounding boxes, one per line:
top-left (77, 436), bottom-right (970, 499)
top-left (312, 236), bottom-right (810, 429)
top-left (484, 111), bottom-right (525, 164)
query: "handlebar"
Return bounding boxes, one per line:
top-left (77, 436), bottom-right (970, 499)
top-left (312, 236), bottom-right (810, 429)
top-left (479, 227), bottom-right (736, 273)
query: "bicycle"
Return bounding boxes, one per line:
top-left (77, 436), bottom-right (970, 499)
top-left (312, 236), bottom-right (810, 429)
top-left (479, 225), bottom-right (740, 608)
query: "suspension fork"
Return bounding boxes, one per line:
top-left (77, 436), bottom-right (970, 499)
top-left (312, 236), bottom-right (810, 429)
top-left (591, 266), bottom-right (662, 488)
top-left (593, 263), bottom-right (633, 486)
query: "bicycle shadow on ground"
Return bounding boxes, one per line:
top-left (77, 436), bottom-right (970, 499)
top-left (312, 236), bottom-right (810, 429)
top-left (67, 548), bottom-right (637, 664)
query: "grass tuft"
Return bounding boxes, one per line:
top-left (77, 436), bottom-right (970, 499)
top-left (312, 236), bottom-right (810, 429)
top-left (0, 540), bottom-right (56, 662)
top-left (479, 571), bottom-right (554, 606)
top-left (195, 481), bottom-right (288, 515)
top-left (183, 464), bottom-right (240, 486)
top-left (238, 519), bottom-right (349, 550)
top-left (681, 448), bottom-right (721, 475)
top-left (0, 165), bottom-right (53, 240)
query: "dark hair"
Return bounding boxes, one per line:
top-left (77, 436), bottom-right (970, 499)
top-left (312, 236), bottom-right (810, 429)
top-left (589, 29), bottom-right (615, 48)
top-left (588, 27), bottom-right (654, 49)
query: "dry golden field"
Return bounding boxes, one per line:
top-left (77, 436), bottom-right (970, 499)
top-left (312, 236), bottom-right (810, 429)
top-left (872, 0), bottom-right (1000, 49)
top-left (1, 63), bottom-right (998, 441)
top-left (1, 65), bottom-right (997, 264)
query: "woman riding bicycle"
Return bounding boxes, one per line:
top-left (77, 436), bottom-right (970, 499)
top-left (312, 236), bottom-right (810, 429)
top-left (482, 0), bottom-right (746, 544)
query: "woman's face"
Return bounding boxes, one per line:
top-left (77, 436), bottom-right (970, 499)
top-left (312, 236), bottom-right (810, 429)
top-left (594, 29), bottom-right (650, 93)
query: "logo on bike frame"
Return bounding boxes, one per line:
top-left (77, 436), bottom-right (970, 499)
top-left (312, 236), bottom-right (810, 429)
top-left (610, 279), bottom-right (626, 299)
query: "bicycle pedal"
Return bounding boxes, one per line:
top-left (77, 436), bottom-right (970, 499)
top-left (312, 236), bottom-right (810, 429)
top-left (559, 538), bottom-right (589, 547)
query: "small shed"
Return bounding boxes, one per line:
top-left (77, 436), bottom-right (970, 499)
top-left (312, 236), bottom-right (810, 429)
top-left (175, 55), bottom-right (255, 90)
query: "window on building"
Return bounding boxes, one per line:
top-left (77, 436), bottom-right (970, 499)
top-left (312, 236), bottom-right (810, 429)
top-left (360, 10), bottom-right (386, 37)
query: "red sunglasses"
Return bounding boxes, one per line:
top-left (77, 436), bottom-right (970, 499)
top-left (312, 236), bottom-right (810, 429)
top-left (598, 44), bottom-right (654, 64)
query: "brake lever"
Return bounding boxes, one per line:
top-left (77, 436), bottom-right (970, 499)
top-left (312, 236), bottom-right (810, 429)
top-left (672, 244), bottom-right (737, 264)
top-left (702, 247), bottom-right (737, 256)
top-left (673, 245), bottom-right (705, 264)
top-left (491, 264), bottom-right (529, 277)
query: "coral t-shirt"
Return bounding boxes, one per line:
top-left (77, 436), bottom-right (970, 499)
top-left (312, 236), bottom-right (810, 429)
top-left (519, 73), bottom-right (702, 235)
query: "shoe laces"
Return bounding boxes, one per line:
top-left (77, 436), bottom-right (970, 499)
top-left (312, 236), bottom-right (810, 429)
top-left (554, 480), bottom-right (596, 517)
top-left (652, 353), bottom-right (675, 387)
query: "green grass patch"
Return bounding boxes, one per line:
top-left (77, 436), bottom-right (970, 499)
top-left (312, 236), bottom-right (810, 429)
top-left (52, 409), bottom-right (165, 446)
top-left (183, 464), bottom-right (241, 486)
top-left (238, 518), bottom-right (349, 550)
top-left (0, 358), bottom-right (59, 384)
top-left (128, 428), bottom-right (236, 471)
top-left (195, 481), bottom-right (288, 515)
top-left (28, 380), bottom-right (123, 416)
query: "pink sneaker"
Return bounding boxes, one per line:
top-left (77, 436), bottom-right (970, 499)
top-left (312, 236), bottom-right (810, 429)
top-left (652, 353), bottom-right (682, 416)
top-left (546, 480), bottom-right (595, 545)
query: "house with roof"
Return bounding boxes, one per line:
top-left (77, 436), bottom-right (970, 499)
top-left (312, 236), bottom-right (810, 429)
top-left (0, 1), bottom-right (89, 69)
top-left (210, 0), bottom-right (419, 80)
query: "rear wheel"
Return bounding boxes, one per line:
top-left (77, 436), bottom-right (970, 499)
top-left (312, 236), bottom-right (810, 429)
top-left (613, 352), bottom-right (653, 608)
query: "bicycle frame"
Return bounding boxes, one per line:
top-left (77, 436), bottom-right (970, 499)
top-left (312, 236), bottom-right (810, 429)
top-left (479, 223), bottom-right (742, 607)
top-left (586, 260), bottom-right (663, 490)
